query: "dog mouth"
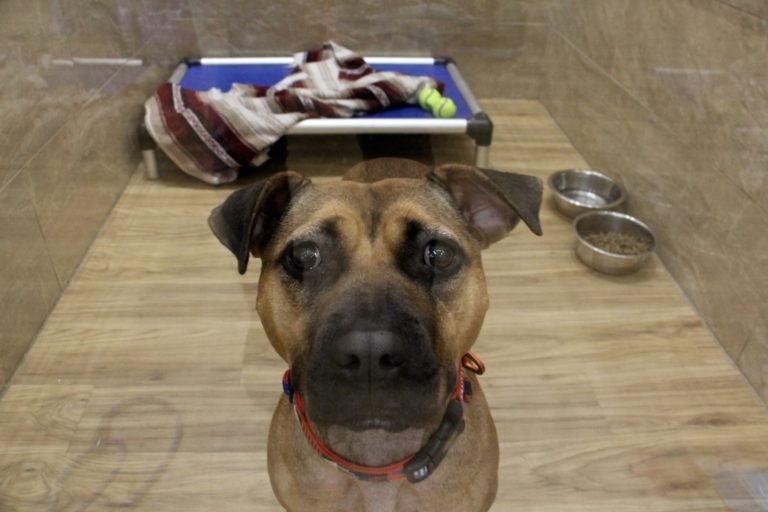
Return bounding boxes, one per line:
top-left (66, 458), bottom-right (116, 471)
top-left (302, 353), bottom-right (444, 431)
top-left (305, 359), bottom-right (455, 433)
top-left (350, 417), bottom-right (400, 431)
top-left (340, 406), bottom-right (440, 432)
top-left (359, 418), bottom-right (393, 429)
top-left (296, 357), bottom-right (445, 433)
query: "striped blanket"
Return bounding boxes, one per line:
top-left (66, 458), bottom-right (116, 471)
top-left (144, 43), bottom-right (441, 184)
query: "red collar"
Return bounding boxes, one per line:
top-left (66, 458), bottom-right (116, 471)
top-left (282, 352), bottom-right (485, 483)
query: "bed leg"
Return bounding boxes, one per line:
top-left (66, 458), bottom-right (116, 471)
top-left (142, 150), bottom-right (159, 180)
top-left (475, 145), bottom-right (490, 168)
top-left (468, 112), bottom-right (492, 168)
top-left (139, 121), bottom-right (159, 180)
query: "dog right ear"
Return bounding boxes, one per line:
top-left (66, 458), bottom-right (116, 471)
top-left (429, 164), bottom-right (543, 247)
top-left (208, 171), bottom-right (310, 275)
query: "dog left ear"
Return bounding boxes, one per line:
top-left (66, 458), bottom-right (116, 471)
top-left (429, 164), bottom-right (543, 247)
top-left (208, 171), bottom-right (310, 274)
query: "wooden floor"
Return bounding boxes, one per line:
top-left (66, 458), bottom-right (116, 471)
top-left (2, 100), bottom-right (768, 511)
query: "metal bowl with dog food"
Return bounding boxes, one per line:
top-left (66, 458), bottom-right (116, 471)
top-left (573, 211), bottom-right (655, 275)
top-left (548, 169), bottom-right (626, 218)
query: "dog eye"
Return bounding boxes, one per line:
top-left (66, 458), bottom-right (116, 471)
top-left (289, 241), bottom-right (321, 272)
top-left (424, 240), bottom-right (455, 269)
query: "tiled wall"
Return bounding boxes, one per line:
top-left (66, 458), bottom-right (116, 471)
top-left (0, 0), bottom-right (545, 388)
top-left (538, 1), bottom-right (768, 401)
top-left (0, 0), bottom-right (172, 388)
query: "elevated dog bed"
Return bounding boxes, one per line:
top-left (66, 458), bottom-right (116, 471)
top-left (139, 54), bottom-right (492, 182)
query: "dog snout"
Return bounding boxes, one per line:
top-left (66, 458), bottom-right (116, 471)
top-left (332, 330), bottom-right (405, 383)
top-left (304, 287), bottom-right (441, 430)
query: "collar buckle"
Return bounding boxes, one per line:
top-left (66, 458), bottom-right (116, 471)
top-left (403, 399), bottom-right (465, 483)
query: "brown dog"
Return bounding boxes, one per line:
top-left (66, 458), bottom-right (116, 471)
top-left (209, 158), bottom-right (542, 512)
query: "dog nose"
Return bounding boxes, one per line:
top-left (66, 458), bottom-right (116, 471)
top-left (332, 330), bottom-right (405, 383)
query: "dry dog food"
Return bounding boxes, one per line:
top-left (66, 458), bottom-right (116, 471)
top-left (584, 231), bottom-right (652, 255)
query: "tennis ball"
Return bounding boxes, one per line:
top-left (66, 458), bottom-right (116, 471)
top-left (435, 98), bottom-right (457, 118)
top-left (417, 87), bottom-right (457, 118)
top-left (418, 87), bottom-right (439, 110)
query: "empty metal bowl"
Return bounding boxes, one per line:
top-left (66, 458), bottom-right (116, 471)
top-left (573, 211), bottom-right (655, 275)
top-left (548, 169), bottom-right (626, 217)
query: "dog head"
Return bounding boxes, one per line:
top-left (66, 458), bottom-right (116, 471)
top-left (209, 159), bottom-right (542, 432)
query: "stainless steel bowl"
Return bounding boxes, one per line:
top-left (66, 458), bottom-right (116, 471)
top-left (548, 169), bottom-right (626, 218)
top-left (573, 211), bottom-right (655, 275)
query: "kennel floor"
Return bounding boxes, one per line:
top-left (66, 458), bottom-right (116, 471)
top-left (2, 100), bottom-right (767, 511)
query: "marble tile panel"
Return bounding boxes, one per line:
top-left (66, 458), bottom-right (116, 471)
top-left (184, 0), bottom-right (274, 18)
top-left (0, 0), bottom-right (190, 131)
top-left (141, 40), bottom-right (199, 73)
top-left (334, 0), bottom-right (443, 21)
top-left (0, 0), bottom-right (50, 41)
top-left (539, 31), bottom-right (760, 360)
top-left (0, 0), bottom-right (181, 163)
top-left (719, 0), bottom-right (768, 19)
top-left (222, 17), bottom-right (333, 57)
top-left (0, 15), bottom-right (159, 179)
top-left (448, 22), bottom-right (547, 98)
top-left (183, 0), bottom-right (333, 55)
top-left (27, 63), bottom-right (168, 288)
top-left (333, 19), bottom-right (449, 56)
top-left (186, 17), bottom-right (231, 57)
top-left (738, 315), bottom-right (768, 403)
top-left (182, 0), bottom-right (464, 24)
top-left (137, 1), bottom-right (200, 67)
top-left (327, 0), bottom-right (551, 23)
top-left (0, 44), bottom-right (93, 184)
top-left (547, 0), bottom-right (768, 211)
top-left (487, 0), bottom-right (553, 23)
top-left (0, 171), bottom-right (61, 388)
top-left (0, 0), bottom-right (143, 58)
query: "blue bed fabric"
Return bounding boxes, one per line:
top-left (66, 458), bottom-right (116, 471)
top-left (180, 62), bottom-right (473, 120)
